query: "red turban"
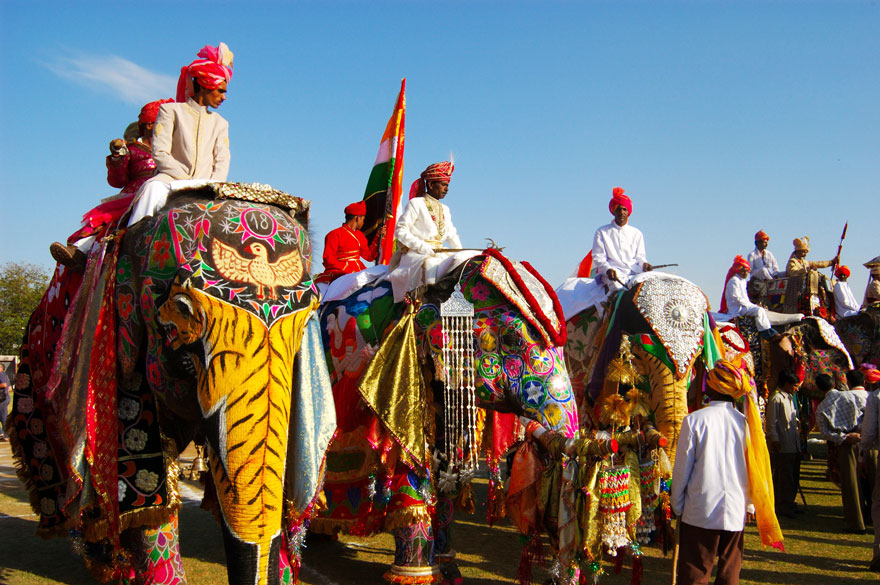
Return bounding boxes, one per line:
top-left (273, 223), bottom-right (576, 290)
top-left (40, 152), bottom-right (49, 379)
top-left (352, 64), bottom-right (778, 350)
top-left (176, 43), bottom-right (234, 102)
top-left (138, 98), bottom-right (174, 125)
top-left (344, 201), bottom-right (367, 216)
top-left (409, 161), bottom-right (454, 199)
top-left (608, 187), bottom-right (632, 215)
top-left (835, 265), bottom-right (851, 279)
top-left (755, 230), bottom-right (770, 242)
top-left (720, 255), bottom-right (751, 313)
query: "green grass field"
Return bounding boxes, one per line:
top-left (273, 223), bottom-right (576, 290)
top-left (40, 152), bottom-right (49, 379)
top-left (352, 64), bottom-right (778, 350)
top-left (0, 441), bottom-right (877, 584)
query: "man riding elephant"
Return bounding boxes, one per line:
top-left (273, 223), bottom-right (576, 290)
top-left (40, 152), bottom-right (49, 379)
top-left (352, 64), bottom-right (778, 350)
top-left (128, 42), bottom-right (234, 226)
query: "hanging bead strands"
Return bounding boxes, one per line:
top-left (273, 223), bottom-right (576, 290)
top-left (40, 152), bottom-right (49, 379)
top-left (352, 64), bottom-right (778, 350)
top-left (598, 465), bottom-right (631, 554)
top-left (439, 282), bottom-right (477, 492)
top-left (636, 458), bottom-right (657, 543)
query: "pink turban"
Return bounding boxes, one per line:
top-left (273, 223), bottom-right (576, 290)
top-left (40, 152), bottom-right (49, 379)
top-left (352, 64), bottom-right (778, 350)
top-left (408, 161), bottom-right (455, 199)
top-left (176, 43), bottom-right (234, 102)
top-left (138, 98), bottom-right (174, 125)
top-left (835, 265), bottom-right (851, 279)
top-left (609, 186), bottom-right (632, 215)
top-left (344, 201), bottom-right (367, 216)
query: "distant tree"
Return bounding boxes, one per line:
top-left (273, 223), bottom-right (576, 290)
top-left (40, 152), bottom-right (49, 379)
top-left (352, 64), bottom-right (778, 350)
top-left (0, 262), bottom-right (51, 355)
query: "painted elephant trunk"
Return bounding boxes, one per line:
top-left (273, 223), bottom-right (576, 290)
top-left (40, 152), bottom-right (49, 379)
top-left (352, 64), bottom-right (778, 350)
top-left (160, 281), bottom-right (314, 585)
top-left (632, 345), bottom-right (689, 467)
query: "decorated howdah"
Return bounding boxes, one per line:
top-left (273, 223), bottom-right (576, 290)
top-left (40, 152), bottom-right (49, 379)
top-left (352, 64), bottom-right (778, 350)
top-left (10, 182), bottom-right (336, 585)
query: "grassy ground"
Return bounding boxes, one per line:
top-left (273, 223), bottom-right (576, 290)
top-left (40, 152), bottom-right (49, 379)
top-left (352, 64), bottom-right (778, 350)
top-left (0, 440), bottom-right (877, 585)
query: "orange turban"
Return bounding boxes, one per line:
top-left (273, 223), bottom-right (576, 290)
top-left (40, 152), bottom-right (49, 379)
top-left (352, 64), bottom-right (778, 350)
top-left (835, 265), bottom-right (851, 279)
top-left (176, 43), bottom-right (234, 102)
top-left (138, 98), bottom-right (174, 125)
top-left (409, 161), bottom-right (454, 199)
top-left (755, 230), bottom-right (770, 242)
top-left (344, 201), bottom-right (367, 216)
top-left (609, 186), bottom-right (632, 215)
top-left (861, 364), bottom-right (880, 384)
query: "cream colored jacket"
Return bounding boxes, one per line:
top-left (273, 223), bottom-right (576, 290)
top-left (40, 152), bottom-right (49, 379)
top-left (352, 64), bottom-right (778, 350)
top-left (152, 98), bottom-right (230, 182)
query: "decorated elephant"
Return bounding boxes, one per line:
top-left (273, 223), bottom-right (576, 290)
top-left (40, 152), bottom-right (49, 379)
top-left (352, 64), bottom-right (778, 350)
top-left (10, 183), bottom-right (335, 585)
top-left (564, 274), bottom-right (717, 467)
top-left (736, 313), bottom-right (853, 400)
top-left (833, 305), bottom-right (880, 369)
top-left (311, 249), bottom-right (582, 583)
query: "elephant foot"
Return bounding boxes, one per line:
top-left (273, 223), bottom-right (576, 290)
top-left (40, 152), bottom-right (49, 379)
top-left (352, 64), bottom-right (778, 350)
top-left (437, 559), bottom-right (463, 585)
top-left (383, 564), bottom-right (442, 584)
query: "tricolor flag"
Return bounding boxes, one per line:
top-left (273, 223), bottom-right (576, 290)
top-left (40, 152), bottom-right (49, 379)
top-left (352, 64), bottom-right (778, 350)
top-left (362, 78), bottom-right (406, 265)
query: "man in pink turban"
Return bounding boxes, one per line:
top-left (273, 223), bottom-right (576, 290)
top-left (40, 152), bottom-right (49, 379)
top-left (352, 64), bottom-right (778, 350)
top-left (721, 255), bottom-right (802, 340)
top-left (591, 186), bottom-right (652, 295)
top-left (128, 43), bottom-right (234, 225)
top-left (315, 201), bottom-right (385, 284)
top-left (50, 98), bottom-right (173, 269)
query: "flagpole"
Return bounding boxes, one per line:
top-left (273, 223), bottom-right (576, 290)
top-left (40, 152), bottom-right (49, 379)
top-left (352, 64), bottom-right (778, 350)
top-left (377, 78), bottom-right (406, 265)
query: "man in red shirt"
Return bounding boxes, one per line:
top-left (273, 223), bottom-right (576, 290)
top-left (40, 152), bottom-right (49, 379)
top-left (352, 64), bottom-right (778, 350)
top-left (316, 201), bottom-right (385, 283)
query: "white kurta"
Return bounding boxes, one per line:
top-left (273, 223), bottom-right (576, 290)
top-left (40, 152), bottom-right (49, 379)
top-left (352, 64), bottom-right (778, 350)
top-left (719, 274), bottom-right (803, 331)
top-left (671, 401), bottom-right (751, 532)
top-left (385, 196), bottom-right (475, 302)
top-left (747, 247), bottom-right (780, 281)
top-left (833, 281), bottom-right (860, 318)
top-left (152, 99), bottom-right (230, 182)
top-left (591, 222), bottom-right (646, 292)
top-left (127, 100), bottom-right (230, 226)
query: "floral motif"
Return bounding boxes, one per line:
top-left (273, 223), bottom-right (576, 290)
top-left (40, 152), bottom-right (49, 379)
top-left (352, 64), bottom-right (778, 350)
top-left (40, 497), bottom-right (56, 515)
top-left (17, 396), bottom-right (34, 414)
top-left (33, 442), bottom-right (48, 459)
top-left (116, 256), bottom-right (133, 284)
top-left (124, 428), bottom-right (149, 452)
top-left (135, 469), bottom-right (160, 493)
top-left (40, 464), bottom-right (54, 481)
top-left (151, 233), bottom-right (173, 270)
top-left (118, 292), bottom-right (135, 321)
top-left (118, 480), bottom-right (128, 502)
top-left (28, 418), bottom-right (44, 436)
top-left (118, 398), bottom-right (141, 421)
top-left (470, 282), bottom-right (491, 301)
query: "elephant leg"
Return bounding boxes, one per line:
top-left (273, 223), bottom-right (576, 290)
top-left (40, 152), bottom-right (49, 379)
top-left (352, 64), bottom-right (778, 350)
top-left (119, 512), bottom-right (187, 585)
top-left (221, 516), bottom-right (282, 585)
top-left (432, 495), bottom-right (463, 585)
top-left (385, 519), bottom-right (441, 584)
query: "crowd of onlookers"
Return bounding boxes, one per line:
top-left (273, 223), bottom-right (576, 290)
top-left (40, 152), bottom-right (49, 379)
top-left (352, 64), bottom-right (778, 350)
top-left (766, 364), bottom-right (880, 571)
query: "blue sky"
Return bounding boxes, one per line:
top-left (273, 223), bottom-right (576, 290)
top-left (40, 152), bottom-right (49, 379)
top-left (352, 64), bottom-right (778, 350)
top-left (1, 1), bottom-right (877, 308)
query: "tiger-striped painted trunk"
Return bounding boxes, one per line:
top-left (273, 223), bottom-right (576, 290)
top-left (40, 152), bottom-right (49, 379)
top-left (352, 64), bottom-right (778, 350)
top-left (160, 282), bottom-right (313, 585)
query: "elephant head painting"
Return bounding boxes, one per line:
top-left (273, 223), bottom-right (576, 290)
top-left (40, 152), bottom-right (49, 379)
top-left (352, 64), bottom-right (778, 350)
top-left (10, 183), bottom-right (335, 585)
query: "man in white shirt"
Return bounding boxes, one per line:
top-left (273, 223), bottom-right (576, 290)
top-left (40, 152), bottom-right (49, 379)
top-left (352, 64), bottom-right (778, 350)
top-left (672, 360), bottom-right (782, 584)
top-left (817, 370), bottom-right (870, 533)
top-left (591, 187), bottom-right (652, 294)
top-left (721, 256), bottom-right (801, 340)
top-left (129, 43), bottom-right (233, 225)
top-left (833, 266), bottom-right (861, 319)
top-left (748, 230), bottom-right (781, 281)
top-left (386, 161), bottom-right (475, 302)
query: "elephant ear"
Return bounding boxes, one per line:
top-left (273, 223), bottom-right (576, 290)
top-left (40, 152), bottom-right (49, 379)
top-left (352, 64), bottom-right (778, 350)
top-left (632, 277), bottom-right (708, 379)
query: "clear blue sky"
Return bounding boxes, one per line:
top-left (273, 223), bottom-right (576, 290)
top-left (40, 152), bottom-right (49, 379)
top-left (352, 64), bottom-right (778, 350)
top-left (1, 1), bottom-right (877, 308)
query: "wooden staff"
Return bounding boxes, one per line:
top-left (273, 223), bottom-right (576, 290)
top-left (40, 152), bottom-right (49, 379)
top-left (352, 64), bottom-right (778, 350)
top-left (829, 221), bottom-right (848, 284)
top-left (670, 518), bottom-right (681, 585)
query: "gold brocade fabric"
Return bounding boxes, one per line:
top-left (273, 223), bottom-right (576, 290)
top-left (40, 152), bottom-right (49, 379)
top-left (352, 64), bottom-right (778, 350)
top-left (357, 306), bottom-right (428, 470)
top-left (422, 195), bottom-right (446, 240)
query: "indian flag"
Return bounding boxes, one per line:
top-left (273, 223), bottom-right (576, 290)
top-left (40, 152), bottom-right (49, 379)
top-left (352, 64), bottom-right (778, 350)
top-left (362, 78), bottom-right (406, 265)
